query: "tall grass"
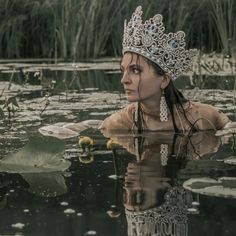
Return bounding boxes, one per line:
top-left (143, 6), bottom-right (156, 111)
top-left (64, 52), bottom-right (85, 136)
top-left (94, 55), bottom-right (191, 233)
top-left (209, 0), bottom-right (236, 56)
top-left (0, 0), bottom-right (235, 60)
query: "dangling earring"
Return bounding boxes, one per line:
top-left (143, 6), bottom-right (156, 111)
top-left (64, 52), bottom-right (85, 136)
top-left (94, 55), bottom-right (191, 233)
top-left (160, 144), bottom-right (168, 166)
top-left (160, 90), bottom-right (168, 122)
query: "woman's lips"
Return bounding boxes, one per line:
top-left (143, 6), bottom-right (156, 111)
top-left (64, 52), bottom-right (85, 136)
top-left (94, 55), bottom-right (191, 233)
top-left (125, 89), bottom-right (135, 94)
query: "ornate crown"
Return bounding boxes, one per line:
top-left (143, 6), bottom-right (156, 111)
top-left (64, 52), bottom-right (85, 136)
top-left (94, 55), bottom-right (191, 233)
top-left (122, 6), bottom-right (197, 79)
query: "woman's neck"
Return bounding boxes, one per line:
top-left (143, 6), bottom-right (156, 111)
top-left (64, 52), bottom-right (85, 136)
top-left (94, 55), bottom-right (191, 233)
top-left (140, 95), bottom-right (161, 115)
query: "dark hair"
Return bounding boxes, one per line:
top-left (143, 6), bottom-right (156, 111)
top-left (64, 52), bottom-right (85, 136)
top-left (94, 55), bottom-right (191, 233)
top-left (147, 59), bottom-right (195, 133)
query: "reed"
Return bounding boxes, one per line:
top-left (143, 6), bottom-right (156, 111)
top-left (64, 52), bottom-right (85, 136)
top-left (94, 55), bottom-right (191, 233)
top-left (209, 0), bottom-right (236, 56)
top-left (0, 0), bottom-right (235, 60)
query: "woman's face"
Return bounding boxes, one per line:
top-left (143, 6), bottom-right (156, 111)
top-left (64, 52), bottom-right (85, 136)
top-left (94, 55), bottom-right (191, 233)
top-left (121, 52), bottom-right (163, 102)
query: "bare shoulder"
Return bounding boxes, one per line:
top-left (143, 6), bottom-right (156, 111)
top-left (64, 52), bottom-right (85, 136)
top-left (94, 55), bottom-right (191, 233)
top-left (191, 101), bottom-right (223, 114)
top-left (99, 104), bottom-right (135, 130)
top-left (190, 101), bottom-right (230, 129)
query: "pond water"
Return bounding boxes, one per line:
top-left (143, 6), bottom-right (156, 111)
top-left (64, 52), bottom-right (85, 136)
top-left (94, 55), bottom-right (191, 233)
top-left (0, 65), bottom-right (236, 236)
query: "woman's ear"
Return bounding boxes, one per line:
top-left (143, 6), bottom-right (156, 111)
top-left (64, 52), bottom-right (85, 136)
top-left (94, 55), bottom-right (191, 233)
top-left (160, 74), bottom-right (171, 89)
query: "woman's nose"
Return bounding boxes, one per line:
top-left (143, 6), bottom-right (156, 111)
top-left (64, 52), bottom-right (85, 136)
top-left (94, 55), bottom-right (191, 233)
top-left (121, 71), bottom-right (131, 84)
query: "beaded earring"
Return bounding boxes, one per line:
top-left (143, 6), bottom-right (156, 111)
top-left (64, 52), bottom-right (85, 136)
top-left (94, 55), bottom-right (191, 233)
top-left (160, 90), bottom-right (168, 122)
top-left (160, 144), bottom-right (168, 166)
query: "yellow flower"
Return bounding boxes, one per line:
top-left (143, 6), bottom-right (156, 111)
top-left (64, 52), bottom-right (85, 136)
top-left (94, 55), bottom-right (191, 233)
top-left (106, 139), bottom-right (120, 150)
top-left (106, 209), bottom-right (121, 218)
top-left (79, 154), bottom-right (94, 164)
top-left (78, 136), bottom-right (94, 151)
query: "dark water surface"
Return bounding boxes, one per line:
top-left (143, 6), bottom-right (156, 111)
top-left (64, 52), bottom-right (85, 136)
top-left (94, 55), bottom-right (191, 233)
top-left (0, 67), bottom-right (236, 235)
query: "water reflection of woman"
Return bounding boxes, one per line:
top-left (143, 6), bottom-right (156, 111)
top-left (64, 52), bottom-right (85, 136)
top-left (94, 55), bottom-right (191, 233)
top-left (100, 6), bottom-right (233, 132)
top-left (107, 131), bottom-right (221, 236)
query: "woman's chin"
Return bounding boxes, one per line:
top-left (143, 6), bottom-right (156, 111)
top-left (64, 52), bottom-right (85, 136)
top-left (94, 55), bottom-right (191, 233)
top-left (126, 96), bottom-right (139, 103)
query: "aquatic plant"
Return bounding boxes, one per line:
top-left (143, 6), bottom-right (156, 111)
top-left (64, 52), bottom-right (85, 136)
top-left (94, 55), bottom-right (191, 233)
top-left (0, 96), bottom-right (19, 122)
top-left (209, 0), bottom-right (236, 56)
top-left (0, 0), bottom-right (236, 60)
top-left (79, 153), bottom-right (94, 164)
top-left (107, 139), bottom-right (120, 150)
top-left (40, 94), bottom-right (50, 116)
top-left (0, 135), bottom-right (70, 173)
top-left (78, 136), bottom-right (94, 152)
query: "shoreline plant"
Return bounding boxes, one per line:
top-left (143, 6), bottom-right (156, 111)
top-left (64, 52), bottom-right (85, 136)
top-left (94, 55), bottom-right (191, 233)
top-left (0, 0), bottom-right (235, 60)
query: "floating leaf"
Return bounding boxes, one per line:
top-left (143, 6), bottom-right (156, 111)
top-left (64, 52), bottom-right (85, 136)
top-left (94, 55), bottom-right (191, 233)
top-left (215, 129), bottom-right (230, 136)
top-left (0, 135), bottom-right (70, 173)
top-left (21, 172), bottom-right (67, 197)
top-left (183, 177), bottom-right (236, 199)
top-left (224, 156), bottom-right (236, 165)
top-left (38, 125), bottom-right (78, 139)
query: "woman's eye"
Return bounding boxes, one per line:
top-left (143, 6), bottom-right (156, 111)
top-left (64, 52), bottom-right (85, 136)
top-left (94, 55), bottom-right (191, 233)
top-left (132, 68), bottom-right (140, 74)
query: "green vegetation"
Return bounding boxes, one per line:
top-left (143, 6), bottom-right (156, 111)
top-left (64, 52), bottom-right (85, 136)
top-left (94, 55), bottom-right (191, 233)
top-left (0, 0), bottom-right (235, 60)
top-left (0, 96), bottom-right (19, 121)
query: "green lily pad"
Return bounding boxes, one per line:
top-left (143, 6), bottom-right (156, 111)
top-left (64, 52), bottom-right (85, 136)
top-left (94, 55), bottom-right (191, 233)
top-left (38, 125), bottom-right (78, 139)
top-left (21, 173), bottom-right (67, 197)
top-left (224, 156), bottom-right (236, 165)
top-left (215, 129), bottom-right (231, 136)
top-left (0, 135), bottom-right (70, 173)
top-left (183, 177), bottom-right (236, 199)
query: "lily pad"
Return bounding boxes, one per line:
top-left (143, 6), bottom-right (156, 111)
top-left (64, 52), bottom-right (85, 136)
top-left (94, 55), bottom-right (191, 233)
top-left (21, 172), bottom-right (67, 197)
top-left (80, 119), bottom-right (103, 129)
top-left (62, 122), bottom-right (88, 132)
top-left (0, 135), bottom-right (70, 173)
top-left (224, 156), bottom-right (236, 165)
top-left (38, 125), bottom-right (78, 139)
top-left (39, 120), bottom-right (103, 139)
top-left (215, 129), bottom-right (231, 136)
top-left (63, 119), bottom-right (103, 131)
top-left (183, 177), bottom-right (236, 199)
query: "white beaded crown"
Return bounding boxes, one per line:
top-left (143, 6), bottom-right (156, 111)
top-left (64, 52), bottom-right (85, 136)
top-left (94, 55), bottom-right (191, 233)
top-left (122, 6), bottom-right (197, 79)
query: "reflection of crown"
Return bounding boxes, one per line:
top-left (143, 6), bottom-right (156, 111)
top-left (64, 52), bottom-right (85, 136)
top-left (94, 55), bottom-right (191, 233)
top-left (122, 6), bottom-right (197, 79)
top-left (125, 187), bottom-right (194, 236)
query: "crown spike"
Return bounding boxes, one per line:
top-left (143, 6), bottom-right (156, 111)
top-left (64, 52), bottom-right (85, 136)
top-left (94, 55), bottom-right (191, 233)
top-left (122, 6), bottom-right (197, 79)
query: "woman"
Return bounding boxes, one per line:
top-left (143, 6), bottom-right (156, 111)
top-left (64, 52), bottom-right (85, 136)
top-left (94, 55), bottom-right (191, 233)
top-left (100, 6), bottom-right (231, 133)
